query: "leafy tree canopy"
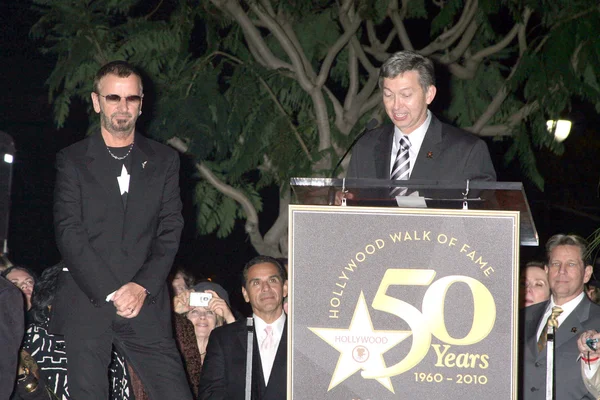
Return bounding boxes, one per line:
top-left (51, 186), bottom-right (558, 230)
top-left (31, 0), bottom-right (600, 256)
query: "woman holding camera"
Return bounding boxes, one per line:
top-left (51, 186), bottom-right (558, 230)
top-left (168, 280), bottom-right (236, 398)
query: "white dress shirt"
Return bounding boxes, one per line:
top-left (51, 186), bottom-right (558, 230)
top-left (536, 292), bottom-right (584, 340)
top-left (389, 110), bottom-right (432, 178)
top-left (254, 312), bottom-right (286, 385)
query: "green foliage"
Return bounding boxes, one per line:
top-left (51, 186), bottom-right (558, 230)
top-left (405, 0), bottom-right (428, 19)
top-left (31, 0), bottom-right (600, 247)
top-left (431, 0), bottom-right (464, 36)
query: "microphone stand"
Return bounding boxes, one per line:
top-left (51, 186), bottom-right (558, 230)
top-left (327, 119), bottom-right (378, 205)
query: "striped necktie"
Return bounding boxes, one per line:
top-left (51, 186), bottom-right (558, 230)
top-left (390, 136), bottom-right (411, 196)
top-left (537, 306), bottom-right (563, 352)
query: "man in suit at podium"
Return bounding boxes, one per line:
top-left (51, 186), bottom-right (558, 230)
top-left (198, 256), bottom-right (288, 400)
top-left (520, 234), bottom-right (600, 399)
top-left (347, 51), bottom-right (496, 183)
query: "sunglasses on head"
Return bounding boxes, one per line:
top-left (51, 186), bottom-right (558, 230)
top-left (97, 93), bottom-right (143, 105)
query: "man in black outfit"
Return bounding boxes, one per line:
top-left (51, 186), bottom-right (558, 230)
top-left (347, 50), bottom-right (496, 182)
top-left (51, 61), bottom-right (192, 399)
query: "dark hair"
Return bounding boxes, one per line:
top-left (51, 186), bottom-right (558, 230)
top-left (242, 256), bottom-right (287, 287)
top-left (170, 266), bottom-right (196, 290)
top-left (93, 60), bottom-right (143, 94)
top-left (29, 262), bottom-right (64, 325)
top-left (1, 266), bottom-right (37, 281)
top-left (379, 50), bottom-right (435, 92)
top-left (545, 234), bottom-right (591, 266)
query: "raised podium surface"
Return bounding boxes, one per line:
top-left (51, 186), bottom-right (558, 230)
top-left (290, 178), bottom-right (538, 246)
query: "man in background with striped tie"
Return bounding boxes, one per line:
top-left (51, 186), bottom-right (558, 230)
top-left (520, 234), bottom-right (600, 399)
top-left (347, 50), bottom-right (496, 187)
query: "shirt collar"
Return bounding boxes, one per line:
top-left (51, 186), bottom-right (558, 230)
top-left (547, 291), bottom-right (585, 318)
top-left (253, 311), bottom-right (286, 338)
top-left (393, 109), bottom-right (431, 154)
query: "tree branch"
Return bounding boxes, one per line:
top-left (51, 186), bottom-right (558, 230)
top-left (200, 51), bottom-right (313, 162)
top-left (388, 0), bottom-right (414, 50)
top-left (263, 188), bottom-right (289, 255)
top-left (469, 9), bottom-right (532, 132)
top-left (166, 137), bottom-right (265, 249)
top-left (470, 8), bottom-right (532, 62)
top-left (315, 16), bottom-right (362, 87)
top-left (209, 0), bottom-right (293, 71)
top-left (247, 1), bottom-right (316, 91)
top-left (419, 0), bottom-right (478, 56)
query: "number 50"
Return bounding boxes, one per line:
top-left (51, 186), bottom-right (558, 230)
top-left (362, 269), bottom-right (496, 379)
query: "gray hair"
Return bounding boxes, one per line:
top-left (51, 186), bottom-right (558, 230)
top-left (379, 51), bottom-right (435, 92)
top-left (545, 234), bottom-right (591, 266)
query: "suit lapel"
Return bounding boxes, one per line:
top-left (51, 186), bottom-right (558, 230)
top-left (122, 133), bottom-right (155, 239)
top-left (556, 297), bottom-right (589, 350)
top-left (85, 133), bottom-right (125, 216)
top-left (374, 125), bottom-right (394, 179)
top-left (525, 301), bottom-right (548, 360)
top-left (410, 114), bottom-right (443, 180)
top-left (532, 297), bottom-right (591, 360)
top-left (235, 321), bottom-right (265, 399)
top-left (265, 321), bottom-right (287, 396)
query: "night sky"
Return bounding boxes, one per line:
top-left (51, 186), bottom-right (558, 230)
top-left (1, 1), bottom-right (599, 295)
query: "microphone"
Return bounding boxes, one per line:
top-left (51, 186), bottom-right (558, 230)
top-left (330, 118), bottom-right (378, 179)
top-left (328, 118), bottom-right (378, 205)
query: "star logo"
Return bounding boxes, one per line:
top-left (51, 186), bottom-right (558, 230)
top-left (308, 292), bottom-right (412, 393)
top-left (117, 164), bottom-right (130, 195)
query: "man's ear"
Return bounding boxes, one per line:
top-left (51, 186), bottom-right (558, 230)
top-left (91, 92), bottom-right (101, 113)
top-left (425, 85), bottom-right (437, 105)
top-left (584, 265), bottom-right (594, 284)
top-left (283, 280), bottom-right (288, 299)
top-left (242, 286), bottom-right (250, 303)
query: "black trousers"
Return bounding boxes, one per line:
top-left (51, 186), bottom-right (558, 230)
top-left (65, 317), bottom-right (192, 400)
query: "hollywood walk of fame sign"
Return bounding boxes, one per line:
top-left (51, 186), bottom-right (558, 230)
top-left (288, 205), bottom-right (519, 399)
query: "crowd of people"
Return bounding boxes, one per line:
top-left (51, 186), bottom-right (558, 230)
top-left (1, 51), bottom-right (599, 400)
top-left (1, 255), bottom-right (288, 399)
top-left (3, 235), bottom-right (600, 399)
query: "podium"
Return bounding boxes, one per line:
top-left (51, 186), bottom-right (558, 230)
top-left (287, 178), bottom-right (537, 399)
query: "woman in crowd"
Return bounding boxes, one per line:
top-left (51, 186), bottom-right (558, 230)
top-left (519, 261), bottom-right (551, 308)
top-left (173, 280), bottom-right (236, 398)
top-left (171, 266), bottom-right (196, 296)
top-left (187, 282), bottom-right (236, 357)
top-left (2, 266), bottom-right (37, 313)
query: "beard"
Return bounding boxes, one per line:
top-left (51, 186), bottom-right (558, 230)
top-left (100, 110), bottom-right (138, 139)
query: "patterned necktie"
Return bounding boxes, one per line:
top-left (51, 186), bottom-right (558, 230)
top-left (537, 306), bottom-right (563, 352)
top-left (261, 325), bottom-right (275, 384)
top-left (390, 136), bottom-right (411, 196)
top-left (261, 325), bottom-right (274, 352)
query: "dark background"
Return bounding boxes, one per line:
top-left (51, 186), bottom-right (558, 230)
top-left (1, 2), bottom-right (599, 301)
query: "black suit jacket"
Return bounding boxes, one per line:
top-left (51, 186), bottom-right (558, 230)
top-left (51, 132), bottom-right (183, 338)
top-left (0, 276), bottom-right (24, 399)
top-left (198, 319), bottom-right (287, 400)
top-left (347, 114), bottom-right (496, 181)
top-left (519, 296), bottom-right (600, 400)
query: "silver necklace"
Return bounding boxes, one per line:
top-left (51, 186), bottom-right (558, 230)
top-left (106, 142), bottom-right (134, 160)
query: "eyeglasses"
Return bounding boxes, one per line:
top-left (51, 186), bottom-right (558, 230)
top-left (96, 93), bottom-right (143, 105)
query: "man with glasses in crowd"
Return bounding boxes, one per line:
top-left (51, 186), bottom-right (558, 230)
top-left (51, 61), bottom-right (192, 400)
